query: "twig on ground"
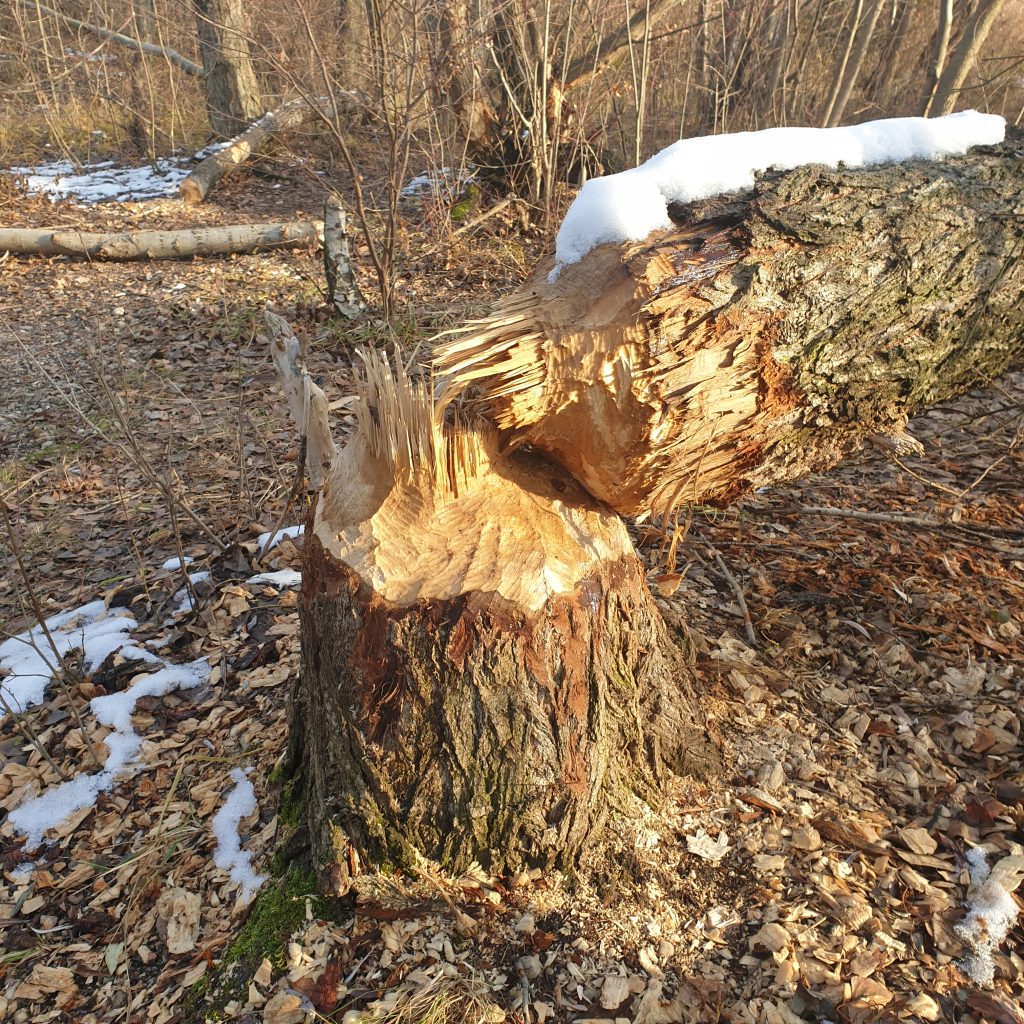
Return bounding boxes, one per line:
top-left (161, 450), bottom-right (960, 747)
top-left (708, 546), bottom-right (758, 648)
top-left (784, 504), bottom-right (1024, 540)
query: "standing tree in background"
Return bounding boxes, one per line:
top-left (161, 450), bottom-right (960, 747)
top-left (193, 0), bottom-right (263, 136)
top-left (922, 0), bottom-right (1010, 116)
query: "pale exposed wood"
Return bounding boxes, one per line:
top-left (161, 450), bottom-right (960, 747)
top-left (17, 0), bottom-right (202, 76)
top-left (434, 134), bottom-right (1024, 521)
top-left (0, 221), bottom-right (322, 260)
top-left (315, 348), bottom-right (631, 611)
top-left (265, 311), bottom-right (337, 490)
top-left (179, 95), bottom-right (361, 204)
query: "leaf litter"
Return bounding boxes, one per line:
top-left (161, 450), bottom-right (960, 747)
top-left (0, 167), bottom-right (1021, 1024)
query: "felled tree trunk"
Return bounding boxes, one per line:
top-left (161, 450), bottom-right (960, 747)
top-left (179, 94), bottom-right (361, 204)
top-left (291, 354), bottom-right (717, 891)
top-left (435, 130), bottom-right (1024, 519)
top-left (0, 221), bottom-right (322, 260)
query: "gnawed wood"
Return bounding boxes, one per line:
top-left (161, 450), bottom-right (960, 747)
top-left (265, 312), bottom-right (336, 490)
top-left (179, 95), bottom-right (361, 204)
top-left (434, 132), bottom-right (1024, 521)
top-left (0, 221), bottom-right (322, 260)
top-left (293, 348), bottom-right (718, 886)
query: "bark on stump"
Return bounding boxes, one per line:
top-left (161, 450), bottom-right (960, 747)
top-left (290, 361), bottom-right (717, 892)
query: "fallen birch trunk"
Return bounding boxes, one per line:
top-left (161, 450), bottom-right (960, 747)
top-left (0, 221), bottom-right (322, 260)
top-left (179, 94), bottom-right (361, 204)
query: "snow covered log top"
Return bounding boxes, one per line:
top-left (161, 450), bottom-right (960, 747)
top-left (551, 111), bottom-right (1005, 276)
top-left (434, 119), bottom-right (1024, 520)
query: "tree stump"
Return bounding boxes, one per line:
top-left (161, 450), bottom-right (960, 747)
top-left (290, 354), bottom-right (718, 891)
top-left (286, 133), bottom-right (1024, 893)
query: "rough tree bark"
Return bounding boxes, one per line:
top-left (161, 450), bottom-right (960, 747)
top-left (290, 355), bottom-right (717, 890)
top-left (193, 0), bottom-right (264, 137)
top-left (290, 134), bottom-right (1024, 893)
top-left (435, 132), bottom-right (1024, 518)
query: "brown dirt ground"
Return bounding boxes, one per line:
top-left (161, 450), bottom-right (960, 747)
top-left (0, 157), bottom-right (1021, 1024)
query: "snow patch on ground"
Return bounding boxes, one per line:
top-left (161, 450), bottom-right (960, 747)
top-left (551, 111), bottom-right (1006, 277)
top-left (0, 600), bottom-right (157, 718)
top-left (401, 166), bottom-right (476, 200)
top-left (256, 524), bottom-right (304, 552)
top-left (9, 657), bottom-right (210, 849)
top-left (169, 570), bottom-right (212, 617)
top-left (161, 555), bottom-right (194, 571)
top-left (211, 768), bottom-right (267, 901)
top-left (4, 541), bottom-right (298, 863)
top-left (247, 569), bottom-right (302, 588)
top-left (955, 846), bottom-right (1024, 986)
top-left (8, 144), bottom-right (226, 204)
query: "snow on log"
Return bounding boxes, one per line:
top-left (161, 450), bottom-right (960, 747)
top-left (179, 94), bottom-right (361, 204)
top-left (293, 349), bottom-right (717, 888)
top-left (0, 221), bottom-right (322, 260)
top-left (435, 123), bottom-right (1024, 520)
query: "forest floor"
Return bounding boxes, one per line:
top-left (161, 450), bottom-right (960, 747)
top-left (0, 154), bottom-right (1022, 1024)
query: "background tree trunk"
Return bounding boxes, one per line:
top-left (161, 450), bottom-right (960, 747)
top-left (193, 0), bottom-right (264, 137)
top-left (929, 0), bottom-right (1009, 116)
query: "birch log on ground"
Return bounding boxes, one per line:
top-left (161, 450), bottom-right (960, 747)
top-left (179, 95), bottom-right (361, 204)
top-left (0, 221), bottom-right (322, 260)
top-left (290, 132), bottom-right (1024, 891)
